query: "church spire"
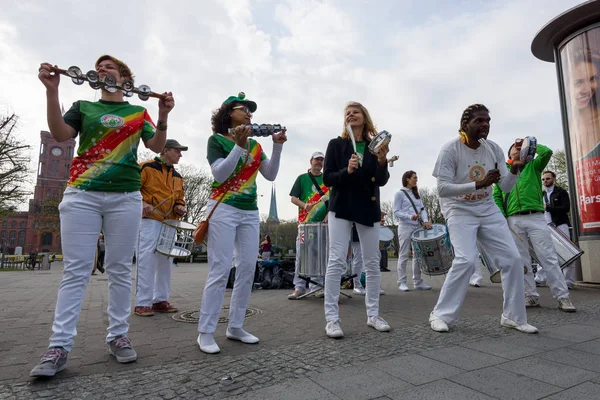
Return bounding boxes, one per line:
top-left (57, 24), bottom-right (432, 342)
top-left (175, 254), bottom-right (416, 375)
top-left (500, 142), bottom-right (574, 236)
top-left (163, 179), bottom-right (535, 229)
top-left (267, 183), bottom-right (279, 224)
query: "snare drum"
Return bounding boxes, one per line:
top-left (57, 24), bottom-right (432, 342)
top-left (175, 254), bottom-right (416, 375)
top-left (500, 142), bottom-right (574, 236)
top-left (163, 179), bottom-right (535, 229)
top-left (528, 224), bottom-right (583, 270)
top-left (411, 224), bottom-right (454, 276)
top-left (155, 219), bottom-right (197, 258)
top-left (298, 223), bottom-right (328, 277)
top-left (379, 226), bottom-right (394, 250)
top-left (477, 242), bottom-right (502, 283)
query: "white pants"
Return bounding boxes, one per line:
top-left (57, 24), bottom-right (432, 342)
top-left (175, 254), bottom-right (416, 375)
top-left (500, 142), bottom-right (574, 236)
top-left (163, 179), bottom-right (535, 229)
top-left (396, 223), bottom-right (424, 286)
top-left (470, 254), bottom-right (483, 286)
top-left (293, 234), bottom-right (323, 291)
top-left (351, 241), bottom-right (363, 289)
top-left (325, 212), bottom-right (381, 322)
top-left (50, 188), bottom-right (142, 352)
top-left (508, 214), bottom-right (569, 300)
top-left (135, 218), bottom-right (173, 307)
top-left (432, 212), bottom-right (528, 325)
top-left (198, 201), bottom-right (259, 334)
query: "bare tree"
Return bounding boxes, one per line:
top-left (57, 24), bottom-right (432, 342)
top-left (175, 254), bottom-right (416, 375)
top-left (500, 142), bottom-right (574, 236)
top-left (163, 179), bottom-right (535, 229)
top-left (178, 164), bottom-right (213, 226)
top-left (545, 149), bottom-right (569, 191)
top-left (420, 186), bottom-right (445, 224)
top-left (137, 148), bottom-right (156, 163)
top-left (0, 113), bottom-right (31, 219)
top-left (381, 200), bottom-right (398, 226)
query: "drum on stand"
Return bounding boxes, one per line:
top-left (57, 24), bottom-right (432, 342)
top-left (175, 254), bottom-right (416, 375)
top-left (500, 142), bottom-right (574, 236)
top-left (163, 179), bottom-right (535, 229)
top-left (528, 224), bottom-right (584, 270)
top-left (411, 224), bottom-right (454, 276)
top-left (155, 219), bottom-right (197, 258)
top-left (298, 223), bottom-right (328, 277)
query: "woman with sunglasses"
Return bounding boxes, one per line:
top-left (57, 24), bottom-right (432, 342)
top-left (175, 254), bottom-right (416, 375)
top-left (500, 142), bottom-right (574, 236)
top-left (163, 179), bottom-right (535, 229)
top-left (197, 92), bottom-right (287, 354)
top-left (322, 101), bottom-right (391, 338)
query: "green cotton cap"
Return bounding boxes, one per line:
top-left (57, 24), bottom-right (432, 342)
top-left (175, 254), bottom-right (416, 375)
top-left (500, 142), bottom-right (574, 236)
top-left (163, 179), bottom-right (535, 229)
top-left (222, 92), bottom-right (257, 112)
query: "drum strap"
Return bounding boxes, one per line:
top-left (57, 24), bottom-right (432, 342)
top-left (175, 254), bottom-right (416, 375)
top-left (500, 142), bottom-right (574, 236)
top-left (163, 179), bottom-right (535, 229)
top-left (308, 171), bottom-right (329, 210)
top-left (401, 190), bottom-right (424, 226)
top-left (543, 191), bottom-right (549, 205)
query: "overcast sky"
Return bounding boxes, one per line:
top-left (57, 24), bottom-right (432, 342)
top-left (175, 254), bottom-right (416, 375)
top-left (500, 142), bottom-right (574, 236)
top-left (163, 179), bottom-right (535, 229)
top-left (0, 0), bottom-right (586, 220)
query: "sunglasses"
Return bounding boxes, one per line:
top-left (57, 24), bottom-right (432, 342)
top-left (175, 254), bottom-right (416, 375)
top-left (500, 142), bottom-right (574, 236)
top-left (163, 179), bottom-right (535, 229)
top-left (232, 105), bottom-right (252, 114)
top-left (542, 178), bottom-right (553, 181)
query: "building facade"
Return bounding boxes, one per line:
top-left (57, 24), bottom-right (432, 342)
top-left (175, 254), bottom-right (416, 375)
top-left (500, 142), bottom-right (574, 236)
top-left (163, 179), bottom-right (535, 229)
top-left (0, 131), bottom-right (75, 254)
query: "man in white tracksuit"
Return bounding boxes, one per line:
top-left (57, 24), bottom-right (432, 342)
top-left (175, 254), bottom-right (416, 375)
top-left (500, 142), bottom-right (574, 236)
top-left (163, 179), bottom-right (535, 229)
top-left (429, 104), bottom-right (538, 334)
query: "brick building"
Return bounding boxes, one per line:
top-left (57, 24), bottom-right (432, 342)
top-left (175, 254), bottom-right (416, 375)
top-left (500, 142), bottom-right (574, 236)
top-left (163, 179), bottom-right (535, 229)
top-left (0, 131), bottom-right (75, 254)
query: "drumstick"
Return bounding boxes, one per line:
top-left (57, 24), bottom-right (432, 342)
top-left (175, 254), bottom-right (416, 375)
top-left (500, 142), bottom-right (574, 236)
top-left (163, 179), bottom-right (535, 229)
top-left (346, 124), bottom-right (357, 153)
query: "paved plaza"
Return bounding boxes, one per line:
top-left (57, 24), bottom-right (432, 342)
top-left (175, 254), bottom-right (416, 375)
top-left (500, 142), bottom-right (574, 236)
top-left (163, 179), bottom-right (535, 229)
top-left (1, 260), bottom-right (600, 399)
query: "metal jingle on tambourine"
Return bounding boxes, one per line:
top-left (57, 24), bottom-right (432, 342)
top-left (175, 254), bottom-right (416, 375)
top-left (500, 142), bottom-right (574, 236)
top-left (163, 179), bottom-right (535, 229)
top-left (71, 77), bottom-right (85, 85)
top-left (138, 93), bottom-right (150, 101)
top-left (102, 75), bottom-right (117, 87)
top-left (121, 80), bottom-right (134, 91)
top-left (66, 66), bottom-right (82, 78)
top-left (368, 130), bottom-right (391, 155)
top-left (123, 90), bottom-right (134, 97)
top-left (138, 84), bottom-right (151, 95)
top-left (86, 70), bottom-right (99, 83)
top-left (89, 80), bottom-right (103, 90)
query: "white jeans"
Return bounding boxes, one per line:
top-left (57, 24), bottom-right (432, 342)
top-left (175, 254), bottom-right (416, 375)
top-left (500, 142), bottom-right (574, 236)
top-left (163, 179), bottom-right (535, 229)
top-left (325, 212), bottom-right (381, 322)
top-left (50, 188), bottom-right (142, 352)
top-left (135, 218), bottom-right (173, 307)
top-left (351, 241), bottom-right (363, 289)
top-left (396, 223), bottom-right (424, 286)
top-left (432, 212), bottom-right (528, 325)
top-left (470, 252), bottom-right (483, 286)
top-left (198, 201), bottom-right (259, 334)
top-left (508, 214), bottom-right (569, 300)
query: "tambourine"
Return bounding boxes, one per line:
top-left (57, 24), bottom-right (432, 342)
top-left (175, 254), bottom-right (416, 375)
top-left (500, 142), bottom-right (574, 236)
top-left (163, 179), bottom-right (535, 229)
top-left (49, 65), bottom-right (166, 101)
top-left (228, 124), bottom-right (285, 137)
top-left (515, 136), bottom-right (537, 163)
top-left (387, 155), bottom-right (399, 167)
top-left (368, 130), bottom-right (391, 155)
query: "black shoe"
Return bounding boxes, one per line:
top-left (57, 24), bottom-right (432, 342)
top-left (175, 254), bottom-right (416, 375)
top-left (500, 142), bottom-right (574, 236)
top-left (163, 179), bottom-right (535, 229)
top-left (97, 265), bottom-right (105, 274)
top-left (380, 268), bottom-right (390, 272)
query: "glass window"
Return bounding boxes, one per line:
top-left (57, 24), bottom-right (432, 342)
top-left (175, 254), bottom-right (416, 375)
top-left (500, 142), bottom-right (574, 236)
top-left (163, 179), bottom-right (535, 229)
top-left (18, 231), bottom-right (25, 246)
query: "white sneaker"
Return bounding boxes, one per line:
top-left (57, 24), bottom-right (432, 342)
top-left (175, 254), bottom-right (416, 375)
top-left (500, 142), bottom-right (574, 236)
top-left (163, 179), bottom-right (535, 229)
top-left (367, 316), bottom-right (391, 332)
top-left (326, 320), bottom-right (344, 338)
top-left (379, 288), bottom-right (386, 295)
top-left (414, 283), bottom-right (432, 290)
top-left (197, 333), bottom-right (220, 354)
top-left (353, 287), bottom-right (366, 295)
top-left (226, 327), bottom-right (259, 344)
top-left (558, 298), bottom-right (576, 313)
top-left (525, 295), bottom-right (540, 308)
top-left (429, 313), bottom-right (449, 332)
top-left (500, 314), bottom-right (538, 334)
top-left (398, 281), bottom-right (409, 292)
top-left (469, 282), bottom-right (481, 287)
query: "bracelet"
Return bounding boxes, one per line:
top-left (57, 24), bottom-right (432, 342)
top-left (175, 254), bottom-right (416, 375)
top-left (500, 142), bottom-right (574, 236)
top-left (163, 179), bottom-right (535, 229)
top-left (157, 120), bottom-right (168, 131)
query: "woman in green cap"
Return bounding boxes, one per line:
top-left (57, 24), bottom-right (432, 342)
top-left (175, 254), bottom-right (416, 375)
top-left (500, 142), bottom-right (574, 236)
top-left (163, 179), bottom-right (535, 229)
top-left (197, 92), bottom-right (287, 354)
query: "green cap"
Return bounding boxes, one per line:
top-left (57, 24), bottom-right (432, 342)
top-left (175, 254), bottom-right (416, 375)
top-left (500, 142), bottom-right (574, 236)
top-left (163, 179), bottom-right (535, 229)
top-left (222, 92), bottom-right (257, 113)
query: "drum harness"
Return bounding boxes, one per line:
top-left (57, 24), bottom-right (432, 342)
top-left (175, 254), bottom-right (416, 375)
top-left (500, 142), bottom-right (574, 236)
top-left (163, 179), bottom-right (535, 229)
top-left (401, 189), bottom-right (424, 227)
top-left (307, 171), bottom-right (329, 211)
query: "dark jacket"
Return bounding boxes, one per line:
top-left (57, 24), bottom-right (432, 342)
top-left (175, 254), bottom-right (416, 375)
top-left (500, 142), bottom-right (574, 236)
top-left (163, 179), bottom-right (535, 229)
top-left (544, 185), bottom-right (571, 227)
top-left (324, 136), bottom-right (389, 226)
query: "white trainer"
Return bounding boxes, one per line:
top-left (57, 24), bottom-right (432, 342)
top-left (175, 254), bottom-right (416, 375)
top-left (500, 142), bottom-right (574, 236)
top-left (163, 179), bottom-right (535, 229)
top-left (500, 314), bottom-right (538, 334)
top-left (398, 281), bottom-right (409, 292)
top-left (353, 287), bottom-right (366, 295)
top-left (326, 320), bottom-right (344, 338)
top-left (197, 333), bottom-right (220, 354)
top-left (367, 316), bottom-right (391, 332)
top-left (429, 313), bottom-right (449, 332)
top-left (558, 298), bottom-right (576, 313)
top-left (414, 283), bottom-right (432, 290)
top-left (226, 327), bottom-right (259, 344)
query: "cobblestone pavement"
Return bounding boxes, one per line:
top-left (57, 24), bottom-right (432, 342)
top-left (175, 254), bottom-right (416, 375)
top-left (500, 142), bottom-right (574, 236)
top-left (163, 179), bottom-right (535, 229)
top-left (1, 261), bottom-right (600, 399)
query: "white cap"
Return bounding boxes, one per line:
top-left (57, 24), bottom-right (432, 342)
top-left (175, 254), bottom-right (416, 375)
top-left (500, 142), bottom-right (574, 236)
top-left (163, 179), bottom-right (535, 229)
top-left (311, 151), bottom-right (325, 159)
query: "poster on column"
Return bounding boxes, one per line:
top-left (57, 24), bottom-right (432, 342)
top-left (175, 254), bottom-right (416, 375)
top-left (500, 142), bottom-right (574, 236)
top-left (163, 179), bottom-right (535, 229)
top-left (560, 26), bottom-right (600, 235)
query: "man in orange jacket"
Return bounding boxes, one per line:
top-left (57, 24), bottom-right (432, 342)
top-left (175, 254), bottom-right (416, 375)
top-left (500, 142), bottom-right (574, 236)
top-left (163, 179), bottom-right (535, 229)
top-left (135, 139), bottom-right (187, 316)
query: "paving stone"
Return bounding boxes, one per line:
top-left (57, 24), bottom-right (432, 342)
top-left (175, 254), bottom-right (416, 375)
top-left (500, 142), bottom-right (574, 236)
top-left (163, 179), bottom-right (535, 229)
top-left (539, 347), bottom-right (600, 373)
top-left (307, 365), bottom-right (412, 400)
top-left (420, 345), bottom-right (509, 371)
top-left (449, 366), bottom-right (562, 400)
top-left (386, 379), bottom-right (496, 400)
top-left (568, 338), bottom-right (600, 355)
top-left (372, 354), bottom-right (464, 385)
top-left (541, 324), bottom-right (600, 343)
top-left (460, 337), bottom-right (540, 360)
top-left (226, 377), bottom-right (340, 400)
top-left (543, 381), bottom-right (600, 400)
top-left (495, 356), bottom-right (599, 388)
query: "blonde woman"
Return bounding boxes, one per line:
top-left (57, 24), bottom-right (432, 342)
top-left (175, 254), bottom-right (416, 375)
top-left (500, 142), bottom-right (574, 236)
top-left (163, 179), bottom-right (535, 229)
top-left (322, 101), bottom-right (391, 338)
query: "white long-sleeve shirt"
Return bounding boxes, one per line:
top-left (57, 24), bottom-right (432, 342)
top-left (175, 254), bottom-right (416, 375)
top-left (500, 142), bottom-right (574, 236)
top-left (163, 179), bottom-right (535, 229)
top-left (393, 188), bottom-right (429, 226)
top-left (211, 142), bottom-right (283, 182)
top-left (432, 137), bottom-right (519, 219)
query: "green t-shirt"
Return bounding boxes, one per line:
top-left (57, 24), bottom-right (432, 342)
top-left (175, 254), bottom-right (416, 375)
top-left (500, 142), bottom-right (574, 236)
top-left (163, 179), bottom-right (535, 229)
top-left (289, 172), bottom-right (330, 222)
top-left (356, 141), bottom-right (366, 166)
top-left (207, 134), bottom-right (266, 210)
top-left (63, 100), bottom-right (156, 192)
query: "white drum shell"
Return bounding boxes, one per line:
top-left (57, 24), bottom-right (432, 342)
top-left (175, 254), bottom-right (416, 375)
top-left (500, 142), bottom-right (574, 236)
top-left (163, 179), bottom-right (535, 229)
top-left (529, 224), bottom-right (583, 270)
top-left (155, 219), bottom-right (196, 258)
top-left (298, 223), bottom-right (328, 277)
top-left (411, 224), bottom-right (454, 276)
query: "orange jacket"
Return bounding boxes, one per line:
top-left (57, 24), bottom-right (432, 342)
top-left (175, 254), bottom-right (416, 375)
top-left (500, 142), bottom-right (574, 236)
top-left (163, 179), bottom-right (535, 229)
top-left (140, 157), bottom-right (185, 222)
